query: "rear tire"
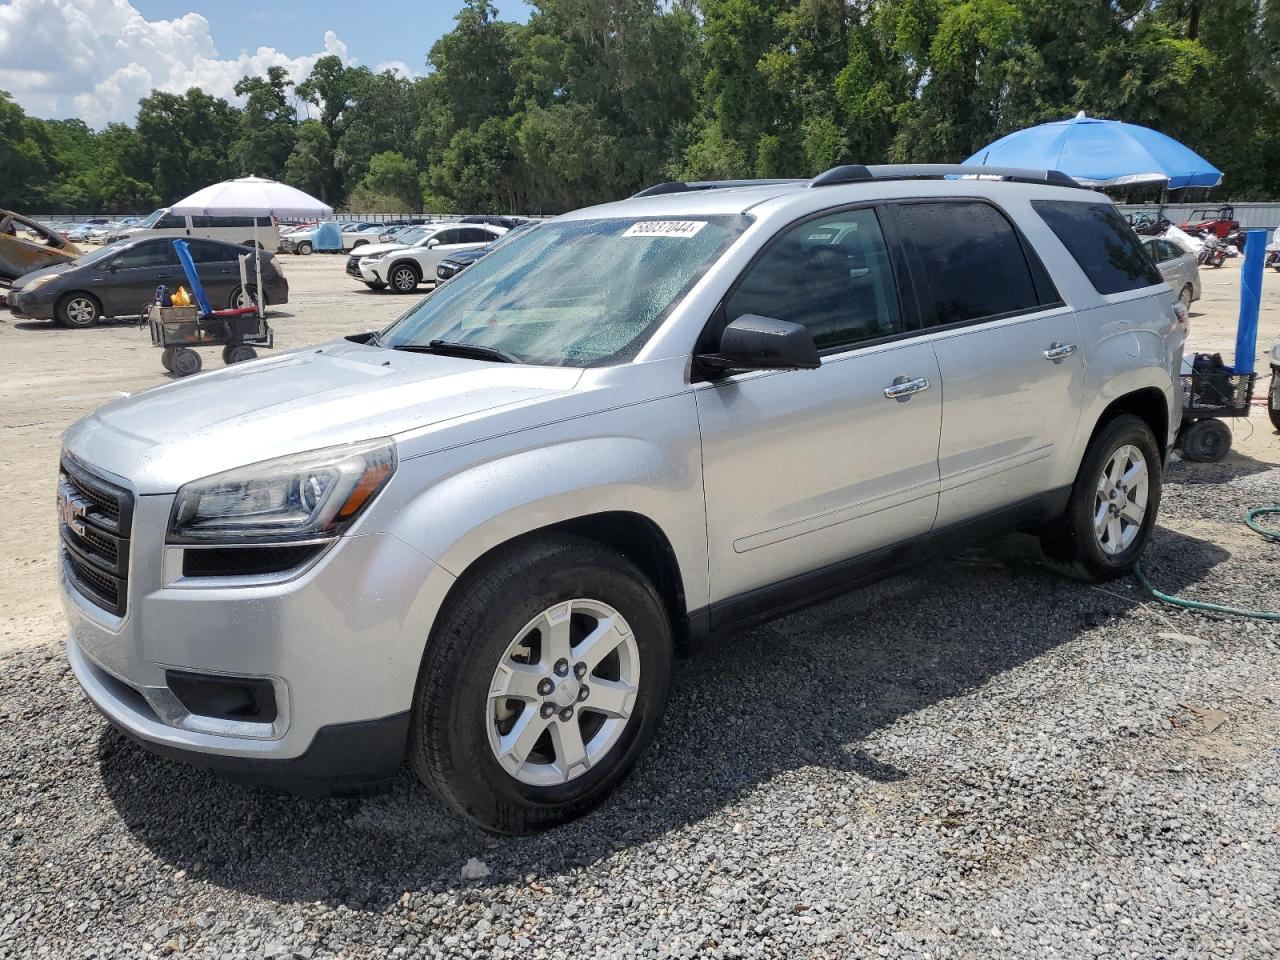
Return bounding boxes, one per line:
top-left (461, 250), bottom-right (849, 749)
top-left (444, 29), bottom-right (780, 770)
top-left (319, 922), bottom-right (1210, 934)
top-left (228, 285), bottom-right (264, 310)
top-left (1040, 414), bottom-right (1162, 582)
top-left (1178, 284), bottom-right (1194, 307)
top-left (1180, 418), bottom-right (1232, 462)
top-left (170, 348), bottom-right (202, 377)
top-left (1269, 372), bottom-right (1280, 432)
top-left (57, 293), bottom-right (102, 328)
top-left (222, 344), bottom-right (257, 365)
top-left (409, 534), bottom-right (672, 833)
top-left (160, 347), bottom-right (177, 372)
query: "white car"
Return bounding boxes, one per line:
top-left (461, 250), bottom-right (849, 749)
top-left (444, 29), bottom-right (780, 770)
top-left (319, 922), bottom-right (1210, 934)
top-left (347, 223), bottom-right (505, 292)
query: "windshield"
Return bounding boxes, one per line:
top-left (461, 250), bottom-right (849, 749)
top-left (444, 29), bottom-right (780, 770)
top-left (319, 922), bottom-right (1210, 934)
top-left (381, 215), bottom-right (749, 367)
top-left (394, 226), bottom-right (431, 245)
top-left (73, 245), bottom-right (122, 267)
top-left (135, 208), bottom-right (166, 228)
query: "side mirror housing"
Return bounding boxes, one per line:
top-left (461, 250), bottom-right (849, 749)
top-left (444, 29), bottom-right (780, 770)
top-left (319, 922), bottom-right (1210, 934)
top-left (426, 239), bottom-right (439, 248)
top-left (698, 314), bottom-right (821, 372)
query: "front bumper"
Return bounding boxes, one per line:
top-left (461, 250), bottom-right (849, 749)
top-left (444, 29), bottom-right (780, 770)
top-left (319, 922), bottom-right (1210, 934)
top-left (7, 286), bottom-right (55, 320)
top-left (347, 257), bottom-right (381, 283)
top-left (62, 476), bottom-right (456, 787)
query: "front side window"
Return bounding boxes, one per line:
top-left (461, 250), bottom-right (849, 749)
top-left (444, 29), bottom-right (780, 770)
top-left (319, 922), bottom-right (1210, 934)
top-left (382, 215), bottom-right (750, 367)
top-left (431, 229), bottom-right (462, 246)
top-left (894, 200), bottom-right (1043, 325)
top-left (154, 213), bottom-right (186, 230)
top-left (115, 241), bottom-right (179, 269)
top-left (723, 208), bottom-right (902, 351)
top-left (1032, 200), bottom-right (1162, 295)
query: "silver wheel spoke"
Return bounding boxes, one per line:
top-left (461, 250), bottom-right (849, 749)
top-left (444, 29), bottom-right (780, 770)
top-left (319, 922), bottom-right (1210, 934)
top-left (574, 616), bottom-right (626, 673)
top-left (498, 709), bottom-right (551, 773)
top-left (1093, 501), bottom-right (1110, 533)
top-left (583, 678), bottom-right (634, 718)
top-left (490, 662), bottom-right (545, 703)
top-left (541, 603), bottom-right (574, 667)
top-left (1121, 500), bottom-right (1145, 524)
top-left (1106, 515), bottom-right (1123, 548)
top-left (550, 720), bottom-right (589, 778)
top-left (1121, 459), bottom-right (1146, 488)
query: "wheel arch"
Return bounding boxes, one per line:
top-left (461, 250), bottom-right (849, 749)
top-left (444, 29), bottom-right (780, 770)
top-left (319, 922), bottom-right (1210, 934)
top-left (1084, 386), bottom-right (1172, 462)
top-left (432, 512), bottom-right (695, 659)
top-left (389, 258), bottom-right (422, 281)
top-left (57, 289), bottom-right (103, 322)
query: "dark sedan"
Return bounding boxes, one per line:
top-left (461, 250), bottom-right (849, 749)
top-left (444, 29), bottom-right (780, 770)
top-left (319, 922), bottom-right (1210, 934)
top-left (7, 236), bottom-right (289, 327)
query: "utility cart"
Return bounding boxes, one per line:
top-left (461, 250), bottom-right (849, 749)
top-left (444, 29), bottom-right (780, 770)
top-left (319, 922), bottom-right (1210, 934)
top-left (144, 236), bottom-right (274, 376)
top-left (146, 303), bottom-right (272, 377)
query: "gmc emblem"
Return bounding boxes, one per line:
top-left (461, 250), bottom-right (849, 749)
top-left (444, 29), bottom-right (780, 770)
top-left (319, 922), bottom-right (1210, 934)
top-left (57, 485), bottom-right (89, 536)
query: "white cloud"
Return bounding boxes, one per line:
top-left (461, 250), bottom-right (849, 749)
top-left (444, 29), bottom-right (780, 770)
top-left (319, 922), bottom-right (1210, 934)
top-left (0, 0), bottom-right (358, 126)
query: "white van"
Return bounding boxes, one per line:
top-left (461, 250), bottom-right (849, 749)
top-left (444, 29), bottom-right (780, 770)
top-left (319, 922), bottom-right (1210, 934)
top-left (106, 208), bottom-right (280, 250)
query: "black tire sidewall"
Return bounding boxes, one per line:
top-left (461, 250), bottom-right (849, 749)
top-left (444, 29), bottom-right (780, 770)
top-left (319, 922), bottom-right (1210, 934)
top-left (414, 539), bottom-right (672, 832)
top-left (1268, 373), bottom-right (1280, 432)
top-left (1181, 418), bottom-right (1232, 462)
top-left (1063, 415), bottom-right (1162, 576)
top-left (298, 242), bottom-right (312, 255)
top-left (172, 349), bottom-right (201, 376)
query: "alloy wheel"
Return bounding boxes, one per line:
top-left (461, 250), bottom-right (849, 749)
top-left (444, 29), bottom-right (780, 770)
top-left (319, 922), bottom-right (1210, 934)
top-left (486, 599), bottom-right (640, 787)
top-left (392, 266), bottom-right (416, 292)
top-left (65, 297), bottom-right (97, 326)
top-left (1093, 444), bottom-right (1149, 555)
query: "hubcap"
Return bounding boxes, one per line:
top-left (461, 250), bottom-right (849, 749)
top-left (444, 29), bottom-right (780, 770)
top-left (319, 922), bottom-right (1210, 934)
top-left (486, 599), bottom-right (640, 787)
top-left (394, 269), bottom-right (414, 290)
top-left (1093, 444), bottom-right (1149, 555)
top-left (67, 299), bottom-right (94, 323)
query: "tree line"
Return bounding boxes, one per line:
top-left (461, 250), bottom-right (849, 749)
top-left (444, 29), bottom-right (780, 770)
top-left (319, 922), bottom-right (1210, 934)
top-left (2, 0), bottom-right (1278, 216)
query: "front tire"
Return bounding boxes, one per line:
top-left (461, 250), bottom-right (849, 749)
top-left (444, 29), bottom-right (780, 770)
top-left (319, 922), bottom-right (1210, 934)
top-left (57, 293), bottom-right (102, 328)
top-left (409, 535), bottom-right (672, 833)
top-left (297, 241), bottom-right (313, 255)
top-left (1040, 414), bottom-right (1162, 581)
top-left (364, 280), bottom-right (387, 291)
top-left (388, 262), bottom-right (420, 293)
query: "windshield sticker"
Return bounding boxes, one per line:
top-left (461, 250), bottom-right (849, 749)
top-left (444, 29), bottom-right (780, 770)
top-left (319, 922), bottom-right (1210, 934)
top-left (622, 220), bottom-right (707, 239)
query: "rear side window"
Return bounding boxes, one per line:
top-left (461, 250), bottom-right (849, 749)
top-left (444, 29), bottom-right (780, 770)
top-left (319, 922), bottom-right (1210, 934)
top-left (892, 201), bottom-right (1049, 325)
top-left (187, 239), bottom-right (236, 263)
top-left (1032, 200), bottom-right (1162, 295)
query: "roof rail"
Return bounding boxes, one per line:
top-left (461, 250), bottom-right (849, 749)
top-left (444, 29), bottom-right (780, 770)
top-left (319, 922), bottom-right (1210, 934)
top-left (809, 164), bottom-right (1083, 189)
top-left (632, 178), bottom-right (806, 198)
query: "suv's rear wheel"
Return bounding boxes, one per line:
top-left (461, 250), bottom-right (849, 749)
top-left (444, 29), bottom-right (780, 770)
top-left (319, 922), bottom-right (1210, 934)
top-left (1040, 414), bottom-right (1162, 581)
top-left (409, 535), bottom-right (672, 833)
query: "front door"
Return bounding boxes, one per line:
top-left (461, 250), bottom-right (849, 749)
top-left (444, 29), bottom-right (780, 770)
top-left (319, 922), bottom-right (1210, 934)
top-left (887, 199), bottom-right (1085, 529)
top-left (695, 207), bottom-right (942, 611)
top-left (102, 239), bottom-right (181, 317)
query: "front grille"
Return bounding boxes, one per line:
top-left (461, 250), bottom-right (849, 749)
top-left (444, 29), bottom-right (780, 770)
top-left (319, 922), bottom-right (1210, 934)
top-left (58, 457), bottom-right (133, 616)
top-left (345, 256), bottom-right (362, 277)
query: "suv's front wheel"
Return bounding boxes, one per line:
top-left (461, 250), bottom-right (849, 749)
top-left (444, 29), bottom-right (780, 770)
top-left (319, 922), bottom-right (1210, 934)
top-left (1040, 413), bottom-right (1162, 581)
top-left (410, 535), bottom-right (672, 833)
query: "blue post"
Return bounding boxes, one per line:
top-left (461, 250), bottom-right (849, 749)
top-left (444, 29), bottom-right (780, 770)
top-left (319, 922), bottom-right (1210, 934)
top-left (1233, 229), bottom-right (1266, 375)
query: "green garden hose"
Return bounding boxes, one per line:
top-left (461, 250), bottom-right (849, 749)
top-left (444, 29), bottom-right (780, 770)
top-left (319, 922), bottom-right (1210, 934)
top-left (1133, 506), bottom-right (1280, 622)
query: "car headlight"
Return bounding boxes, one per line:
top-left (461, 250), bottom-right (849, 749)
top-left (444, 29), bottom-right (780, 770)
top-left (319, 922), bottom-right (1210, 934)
top-left (23, 275), bottom-right (58, 291)
top-left (359, 255), bottom-right (379, 264)
top-left (168, 439), bottom-right (396, 544)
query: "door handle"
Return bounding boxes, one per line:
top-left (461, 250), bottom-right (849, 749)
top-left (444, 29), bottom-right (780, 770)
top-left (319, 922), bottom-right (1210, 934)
top-left (1044, 341), bottom-right (1078, 362)
top-left (884, 376), bottom-right (930, 401)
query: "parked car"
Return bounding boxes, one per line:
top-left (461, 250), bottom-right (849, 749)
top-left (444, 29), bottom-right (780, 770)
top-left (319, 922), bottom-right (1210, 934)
top-left (1141, 236), bottom-right (1200, 306)
top-left (0, 209), bottom-right (81, 283)
top-left (8, 236), bottom-right (288, 327)
top-left (435, 221), bottom-right (540, 282)
top-left (348, 223), bottom-right (504, 292)
top-left (459, 215), bottom-right (528, 230)
top-left (108, 208), bottom-right (280, 250)
top-left (57, 165), bottom-right (1184, 833)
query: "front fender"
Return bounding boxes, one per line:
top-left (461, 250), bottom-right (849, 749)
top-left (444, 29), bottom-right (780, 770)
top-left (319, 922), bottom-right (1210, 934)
top-left (362, 392), bottom-right (710, 613)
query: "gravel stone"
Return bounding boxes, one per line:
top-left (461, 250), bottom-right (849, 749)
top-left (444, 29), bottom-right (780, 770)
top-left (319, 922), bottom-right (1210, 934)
top-left (0, 461), bottom-right (1278, 958)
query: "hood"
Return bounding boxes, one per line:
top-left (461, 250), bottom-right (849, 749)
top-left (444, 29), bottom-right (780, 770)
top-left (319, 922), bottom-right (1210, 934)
top-left (350, 242), bottom-right (412, 259)
top-left (62, 338), bottom-right (583, 493)
top-left (10, 260), bottom-right (76, 290)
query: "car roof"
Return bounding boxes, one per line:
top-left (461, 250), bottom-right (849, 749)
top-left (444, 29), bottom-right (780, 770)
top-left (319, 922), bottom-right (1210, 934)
top-left (565, 175), bottom-right (1105, 224)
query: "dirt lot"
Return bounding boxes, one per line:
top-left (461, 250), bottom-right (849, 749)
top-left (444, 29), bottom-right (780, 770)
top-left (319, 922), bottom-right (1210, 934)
top-left (1, 251), bottom-right (1279, 959)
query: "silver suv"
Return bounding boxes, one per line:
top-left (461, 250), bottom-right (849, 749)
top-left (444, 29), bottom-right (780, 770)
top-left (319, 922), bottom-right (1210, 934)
top-left (59, 165), bottom-right (1185, 832)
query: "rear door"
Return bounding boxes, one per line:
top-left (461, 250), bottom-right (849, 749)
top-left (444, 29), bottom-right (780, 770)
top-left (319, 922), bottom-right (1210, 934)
top-left (185, 239), bottom-right (241, 307)
top-left (888, 199), bottom-right (1084, 530)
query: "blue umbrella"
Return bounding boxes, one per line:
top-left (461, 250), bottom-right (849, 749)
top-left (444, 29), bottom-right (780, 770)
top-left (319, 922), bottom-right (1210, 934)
top-left (965, 111), bottom-right (1222, 189)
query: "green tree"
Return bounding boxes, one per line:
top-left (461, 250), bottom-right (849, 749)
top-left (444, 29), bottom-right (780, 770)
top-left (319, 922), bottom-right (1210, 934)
top-left (134, 88), bottom-right (240, 202)
top-left (230, 66), bottom-right (297, 179)
top-left (283, 120), bottom-right (336, 201)
top-left (358, 150), bottom-right (420, 209)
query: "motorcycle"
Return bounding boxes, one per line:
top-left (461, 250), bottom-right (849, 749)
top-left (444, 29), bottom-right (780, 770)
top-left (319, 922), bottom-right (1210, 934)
top-left (1197, 232), bottom-right (1227, 268)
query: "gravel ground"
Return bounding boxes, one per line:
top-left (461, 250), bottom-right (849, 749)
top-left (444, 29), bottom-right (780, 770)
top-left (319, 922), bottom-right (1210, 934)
top-left (2, 459), bottom-right (1278, 959)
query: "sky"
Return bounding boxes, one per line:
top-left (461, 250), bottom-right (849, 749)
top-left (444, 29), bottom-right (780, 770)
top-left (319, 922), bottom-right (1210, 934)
top-left (0, 0), bottom-right (532, 127)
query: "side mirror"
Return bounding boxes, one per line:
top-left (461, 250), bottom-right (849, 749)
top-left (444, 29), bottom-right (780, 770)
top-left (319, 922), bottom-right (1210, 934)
top-left (426, 239), bottom-right (439, 248)
top-left (105, 260), bottom-right (119, 273)
top-left (698, 314), bottom-right (821, 372)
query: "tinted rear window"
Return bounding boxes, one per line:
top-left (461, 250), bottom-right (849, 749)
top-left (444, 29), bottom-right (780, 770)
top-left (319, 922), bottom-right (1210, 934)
top-left (893, 200), bottom-right (1048, 325)
top-left (1032, 200), bottom-right (1162, 295)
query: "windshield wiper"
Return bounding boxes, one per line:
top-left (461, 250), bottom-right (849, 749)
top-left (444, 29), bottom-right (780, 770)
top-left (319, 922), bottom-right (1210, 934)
top-left (389, 339), bottom-right (518, 363)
